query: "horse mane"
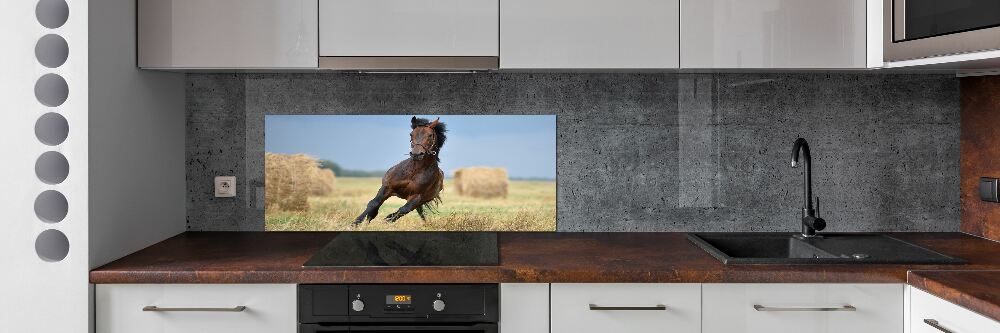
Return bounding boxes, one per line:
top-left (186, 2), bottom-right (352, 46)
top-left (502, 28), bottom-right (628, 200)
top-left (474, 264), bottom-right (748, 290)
top-left (410, 118), bottom-right (447, 212)
top-left (410, 117), bottom-right (448, 152)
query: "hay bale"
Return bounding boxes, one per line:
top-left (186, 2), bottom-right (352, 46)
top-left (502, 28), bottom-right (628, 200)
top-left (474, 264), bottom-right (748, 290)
top-left (453, 167), bottom-right (508, 199)
top-left (309, 167), bottom-right (337, 196)
top-left (265, 153), bottom-right (336, 211)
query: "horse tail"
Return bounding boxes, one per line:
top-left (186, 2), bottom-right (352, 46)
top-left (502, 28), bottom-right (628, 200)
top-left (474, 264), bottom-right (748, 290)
top-left (420, 195), bottom-right (443, 214)
top-left (420, 173), bottom-right (445, 214)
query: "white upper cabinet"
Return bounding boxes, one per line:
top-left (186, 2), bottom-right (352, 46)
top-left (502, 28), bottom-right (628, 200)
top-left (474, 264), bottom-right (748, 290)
top-left (500, 0), bottom-right (680, 69)
top-left (681, 0), bottom-right (877, 69)
top-left (133, 0), bottom-right (883, 70)
top-left (319, 0), bottom-right (499, 57)
top-left (138, 0), bottom-right (318, 69)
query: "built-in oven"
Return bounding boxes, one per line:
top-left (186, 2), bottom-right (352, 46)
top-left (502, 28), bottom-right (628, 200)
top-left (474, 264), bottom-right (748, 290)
top-left (885, 0), bottom-right (1000, 61)
top-left (299, 284), bottom-right (498, 333)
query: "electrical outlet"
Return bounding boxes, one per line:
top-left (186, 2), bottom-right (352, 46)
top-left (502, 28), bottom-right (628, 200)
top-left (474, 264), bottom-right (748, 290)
top-left (981, 177), bottom-right (999, 202)
top-left (215, 176), bottom-right (236, 198)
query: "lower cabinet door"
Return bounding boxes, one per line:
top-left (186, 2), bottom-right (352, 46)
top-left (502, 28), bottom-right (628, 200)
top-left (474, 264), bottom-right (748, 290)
top-left (500, 283), bottom-right (548, 333)
top-left (96, 284), bottom-right (297, 333)
top-left (550, 283), bottom-right (701, 333)
top-left (910, 287), bottom-right (1000, 333)
top-left (703, 283), bottom-right (903, 333)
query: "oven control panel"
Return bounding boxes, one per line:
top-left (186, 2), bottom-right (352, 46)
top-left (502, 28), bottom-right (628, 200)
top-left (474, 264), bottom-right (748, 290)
top-left (351, 285), bottom-right (467, 316)
top-left (384, 294), bottom-right (414, 312)
top-left (299, 284), bottom-right (498, 323)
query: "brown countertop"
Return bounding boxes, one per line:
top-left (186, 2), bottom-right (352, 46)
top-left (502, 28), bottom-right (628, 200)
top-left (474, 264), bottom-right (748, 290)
top-left (908, 270), bottom-right (1000, 322)
top-left (90, 232), bottom-right (1000, 285)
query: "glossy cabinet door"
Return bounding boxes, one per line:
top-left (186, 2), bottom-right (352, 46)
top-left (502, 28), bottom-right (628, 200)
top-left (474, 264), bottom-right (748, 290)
top-left (681, 0), bottom-right (870, 68)
top-left (910, 287), bottom-right (1000, 333)
top-left (96, 284), bottom-right (297, 333)
top-left (137, 0), bottom-right (318, 69)
top-left (500, 283), bottom-right (549, 333)
top-left (551, 283), bottom-right (701, 333)
top-left (702, 283), bottom-right (903, 333)
top-left (500, 0), bottom-right (680, 69)
top-left (319, 0), bottom-right (499, 57)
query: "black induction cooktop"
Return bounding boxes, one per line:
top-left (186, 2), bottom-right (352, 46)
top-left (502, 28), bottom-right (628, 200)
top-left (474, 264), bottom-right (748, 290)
top-left (303, 232), bottom-right (499, 267)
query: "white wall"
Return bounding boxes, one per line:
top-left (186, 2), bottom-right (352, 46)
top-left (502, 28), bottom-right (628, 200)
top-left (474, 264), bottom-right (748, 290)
top-left (1, 0), bottom-right (184, 331)
top-left (88, 0), bottom-right (187, 270)
top-left (0, 0), bottom-right (90, 331)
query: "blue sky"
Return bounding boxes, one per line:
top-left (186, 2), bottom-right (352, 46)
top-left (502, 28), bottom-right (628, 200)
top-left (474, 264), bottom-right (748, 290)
top-left (265, 115), bottom-right (557, 179)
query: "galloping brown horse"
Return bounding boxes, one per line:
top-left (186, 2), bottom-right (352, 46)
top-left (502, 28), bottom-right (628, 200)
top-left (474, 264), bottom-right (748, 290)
top-left (353, 117), bottom-right (447, 225)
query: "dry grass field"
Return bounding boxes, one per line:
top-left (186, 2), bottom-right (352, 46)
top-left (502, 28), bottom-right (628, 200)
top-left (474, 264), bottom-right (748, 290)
top-left (265, 177), bottom-right (556, 231)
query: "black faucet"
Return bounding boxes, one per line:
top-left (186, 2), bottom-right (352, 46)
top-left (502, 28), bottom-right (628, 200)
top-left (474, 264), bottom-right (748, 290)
top-left (791, 138), bottom-right (826, 237)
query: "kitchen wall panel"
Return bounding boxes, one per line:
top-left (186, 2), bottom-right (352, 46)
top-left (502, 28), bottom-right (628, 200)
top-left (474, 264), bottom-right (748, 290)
top-left (960, 76), bottom-right (1000, 242)
top-left (186, 73), bottom-right (959, 232)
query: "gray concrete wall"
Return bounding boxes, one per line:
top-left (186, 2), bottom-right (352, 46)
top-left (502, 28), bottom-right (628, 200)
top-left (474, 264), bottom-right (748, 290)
top-left (186, 73), bottom-right (960, 232)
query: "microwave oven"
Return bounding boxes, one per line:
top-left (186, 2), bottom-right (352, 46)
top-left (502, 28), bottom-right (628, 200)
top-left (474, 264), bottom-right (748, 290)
top-left (884, 0), bottom-right (1000, 62)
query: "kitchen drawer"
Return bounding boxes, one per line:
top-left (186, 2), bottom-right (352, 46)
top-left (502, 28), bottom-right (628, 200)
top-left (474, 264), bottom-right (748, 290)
top-left (319, 0), bottom-right (499, 57)
top-left (550, 283), bottom-right (701, 333)
top-left (910, 287), bottom-right (1000, 333)
top-left (96, 284), bottom-right (296, 333)
top-left (703, 283), bottom-right (903, 333)
top-left (500, 0), bottom-right (679, 69)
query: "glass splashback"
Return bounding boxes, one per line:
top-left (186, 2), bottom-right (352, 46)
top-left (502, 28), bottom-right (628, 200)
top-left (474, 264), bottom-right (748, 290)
top-left (264, 115), bottom-right (557, 231)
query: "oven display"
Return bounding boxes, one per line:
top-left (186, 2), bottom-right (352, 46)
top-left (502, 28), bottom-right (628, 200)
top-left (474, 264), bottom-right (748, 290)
top-left (386, 295), bottom-right (412, 305)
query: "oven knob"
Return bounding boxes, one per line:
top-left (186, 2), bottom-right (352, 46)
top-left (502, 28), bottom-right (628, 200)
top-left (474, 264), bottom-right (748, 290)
top-left (351, 299), bottom-right (365, 312)
top-left (432, 299), bottom-right (446, 312)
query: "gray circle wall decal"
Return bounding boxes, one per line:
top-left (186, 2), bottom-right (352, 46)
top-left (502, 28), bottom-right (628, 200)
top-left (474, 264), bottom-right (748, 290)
top-left (34, 190), bottom-right (68, 223)
top-left (35, 112), bottom-right (69, 145)
top-left (35, 34), bottom-right (69, 68)
top-left (35, 151), bottom-right (69, 184)
top-left (35, 229), bottom-right (70, 262)
top-left (36, 0), bottom-right (69, 29)
top-left (34, 73), bottom-right (69, 107)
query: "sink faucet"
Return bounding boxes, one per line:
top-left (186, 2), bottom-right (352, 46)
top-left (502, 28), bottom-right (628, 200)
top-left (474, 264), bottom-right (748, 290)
top-left (791, 138), bottom-right (826, 237)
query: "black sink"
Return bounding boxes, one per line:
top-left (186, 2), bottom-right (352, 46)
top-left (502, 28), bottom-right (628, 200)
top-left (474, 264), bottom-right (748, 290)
top-left (687, 233), bottom-right (965, 265)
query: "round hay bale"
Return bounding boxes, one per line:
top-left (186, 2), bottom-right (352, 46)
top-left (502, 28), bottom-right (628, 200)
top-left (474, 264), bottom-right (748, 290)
top-left (265, 153), bottom-right (334, 211)
top-left (309, 167), bottom-right (336, 196)
top-left (453, 167), bottom-right (508, 199)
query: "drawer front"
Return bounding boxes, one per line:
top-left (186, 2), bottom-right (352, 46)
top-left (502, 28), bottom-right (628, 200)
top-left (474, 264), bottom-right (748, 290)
top-left (551, 283), bottom-right (701, 333)
top-left (319, 0), bottom-right (500, 57)
top-left (96, 284), bottom-right (296, 333)
top-left (703, 283), bottom-right (903, 333)
top-left (500, 0), bottom-right (680, 69)
top-left (910, 287), bottom-right (1000, 333)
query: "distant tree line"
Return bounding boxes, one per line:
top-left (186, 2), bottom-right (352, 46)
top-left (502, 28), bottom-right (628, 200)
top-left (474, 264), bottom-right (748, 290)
top-left (318, 160), bottom-right (385, 178)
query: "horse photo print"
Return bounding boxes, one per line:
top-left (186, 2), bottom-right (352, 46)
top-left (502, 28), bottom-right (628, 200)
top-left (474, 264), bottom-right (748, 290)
top-left (264, 115), bottom-right (557, 231)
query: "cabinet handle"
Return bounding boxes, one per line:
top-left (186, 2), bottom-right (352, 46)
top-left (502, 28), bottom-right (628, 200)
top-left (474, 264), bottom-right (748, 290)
top-left (142, 306), bottom-right (247, 312)
top-left (923, 319), bottom-right (954, 333)
top-left (753, 305), bottom-right (856, 312)
top-left (588, 304), bottom-right (667, 311)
